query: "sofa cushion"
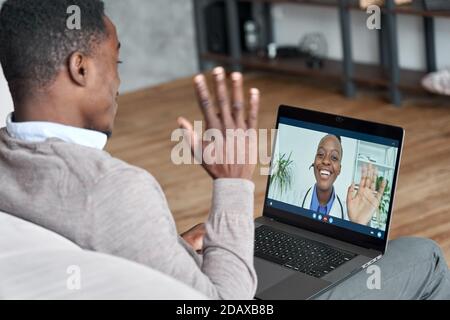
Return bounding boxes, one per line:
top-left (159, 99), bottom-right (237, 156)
top-left (0, 211), bottom-right (80, 257)
top-left (0, 211), bottom-right (207, 299)
top-left (0, 249), bottom-right (207, 300)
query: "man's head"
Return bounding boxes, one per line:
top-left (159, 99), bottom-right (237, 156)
top-left (0, 0), bottom-right (121, 137)
top-left (313, 134), bottom-right (343, 192)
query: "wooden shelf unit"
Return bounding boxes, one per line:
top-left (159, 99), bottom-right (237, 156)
top-left (202, 52), bottom-right (428, 93)
top-left (242, 0), bottom-right (450, 17)
top-left (193, 0), bottom-right (450, 105)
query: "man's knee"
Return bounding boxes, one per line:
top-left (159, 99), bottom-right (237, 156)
top-left (387, 237), bottom-right (444, 264)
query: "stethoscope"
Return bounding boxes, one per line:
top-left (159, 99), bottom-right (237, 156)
top-left (302, 164), bottom-right (345, 220)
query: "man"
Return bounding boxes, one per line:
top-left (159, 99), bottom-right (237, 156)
top-left (0, 0), bottom-right (449, 300)
top-left (0, 0), bottom-right (258, 300)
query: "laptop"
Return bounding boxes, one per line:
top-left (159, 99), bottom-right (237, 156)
top-left (254, 105), bottom-right (404, 300)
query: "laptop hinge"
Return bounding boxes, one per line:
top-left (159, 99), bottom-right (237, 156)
top-left (362, 255), bottom-right (383, 269)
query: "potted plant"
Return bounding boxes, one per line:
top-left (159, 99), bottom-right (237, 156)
top-left (270, 152), bottom-right (294, 199)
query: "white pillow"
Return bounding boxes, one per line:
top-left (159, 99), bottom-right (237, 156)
top-left (0, 211), bottom-right (208, 300)
top-left (0, 250), bottom-right (208, 300)
top-left (0, 211), bottom-right (81, 257)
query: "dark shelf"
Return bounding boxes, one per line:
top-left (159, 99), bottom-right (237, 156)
top-left (389, 4), bottom-right (450, 18)
top-left (203, 52), bottom-right (342, 78)
top-left (202, 52), bottom-right (428, 93)
top-left (240, 0), bottom-right (360, 10)
top-left (241, 0), bottom-right (450, 18)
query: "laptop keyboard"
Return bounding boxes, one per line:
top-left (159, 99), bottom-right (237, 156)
top-left (255, 225), bottom-right (356, 278)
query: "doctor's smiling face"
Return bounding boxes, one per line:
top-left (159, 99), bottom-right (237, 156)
top-left (313, 135), bottom-right (343, 193)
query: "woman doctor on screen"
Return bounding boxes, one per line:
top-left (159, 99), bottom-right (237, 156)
top-left (297, 134), bottom-right (387, 226)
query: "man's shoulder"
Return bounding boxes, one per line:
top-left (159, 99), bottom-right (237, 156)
top-left (49, 142), bottom-right (163, 202)
top-left (0, 129), bottom-right (158, 193)
top-left (56, 142), bottom-right (153, 185)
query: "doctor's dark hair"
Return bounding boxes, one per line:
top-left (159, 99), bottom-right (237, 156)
top-left (0, 0), bottom-right (107, 97)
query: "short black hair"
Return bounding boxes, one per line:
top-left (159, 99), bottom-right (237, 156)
top-left (0, 0), bottom-right (107, 94)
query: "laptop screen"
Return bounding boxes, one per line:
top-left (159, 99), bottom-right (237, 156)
top-left (266, 115), bottom-right (401, 240)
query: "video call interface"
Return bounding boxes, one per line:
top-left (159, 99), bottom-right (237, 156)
top-left (267, 117), bottom-right (400, 239)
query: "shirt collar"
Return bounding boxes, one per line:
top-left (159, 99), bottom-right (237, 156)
top-left (5, 113), bottom-right (107, 150)
top-left (310, 184), bottom-right (336, 215)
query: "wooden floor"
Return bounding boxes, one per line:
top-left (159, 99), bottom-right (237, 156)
top-left (107, 72), bottom-right (450, 264)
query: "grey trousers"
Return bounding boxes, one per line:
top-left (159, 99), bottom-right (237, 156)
top-left (315, 237), bottom-right (450, 300)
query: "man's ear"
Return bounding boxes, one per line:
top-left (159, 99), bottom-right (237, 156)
top-left (68, 52), bottom-right (88, 87)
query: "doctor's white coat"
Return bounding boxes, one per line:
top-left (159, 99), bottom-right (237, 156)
top-left (295, 186), bottom-right (349, 221)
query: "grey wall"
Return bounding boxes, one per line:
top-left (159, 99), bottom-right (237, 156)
top-left (105, 0), bottom-right (198, 93)
top-left (0, 0), bottom-right (199, 94)
top-left (272, 4), bottom-right (450, 71)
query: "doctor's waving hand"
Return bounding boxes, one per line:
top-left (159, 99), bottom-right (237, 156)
top-left (347, 163), bottom-right (387, 226)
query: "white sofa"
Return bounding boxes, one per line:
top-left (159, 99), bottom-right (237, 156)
top-left (0, 210), bottom-right (207, 300)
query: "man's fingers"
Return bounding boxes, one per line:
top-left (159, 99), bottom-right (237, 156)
top-left (181, 223), bottom-right (206, 253)
top-left (194, 74), bottom-right (221, 130)
top-left (231, 72), bottom-right (246, 128)
top-left (213, 67), bottom-right (234, 129)
top-left (177, 116), bottom-right (195, 145)
top-left (247, 88), bottom-right (260, 130)
top-left (177, 117), bottom-right (201, 161)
